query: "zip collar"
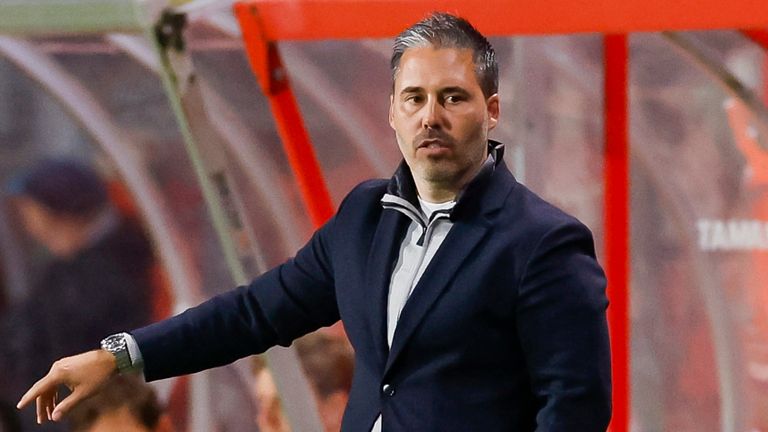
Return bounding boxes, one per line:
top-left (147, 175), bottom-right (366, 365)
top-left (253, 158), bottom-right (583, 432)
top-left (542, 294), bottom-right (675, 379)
top-left (381, 140), bottom-right (505, 225)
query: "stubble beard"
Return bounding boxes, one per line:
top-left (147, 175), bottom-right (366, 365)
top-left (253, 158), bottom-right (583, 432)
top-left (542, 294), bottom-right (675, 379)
top-left (397, 127), bottom-right (488, 193)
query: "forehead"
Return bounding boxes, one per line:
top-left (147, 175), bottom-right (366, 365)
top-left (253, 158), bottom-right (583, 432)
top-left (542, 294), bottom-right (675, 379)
top-left (394, 47), bottom-right (480, 92)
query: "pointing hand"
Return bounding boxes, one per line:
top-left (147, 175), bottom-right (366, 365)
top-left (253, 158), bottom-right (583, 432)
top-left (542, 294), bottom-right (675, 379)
top-left (16, 350), bottom-right (117, 423)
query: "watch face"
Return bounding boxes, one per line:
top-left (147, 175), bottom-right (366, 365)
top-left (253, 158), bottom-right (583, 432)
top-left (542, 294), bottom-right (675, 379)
top-left (102, 334), bottom-right (127, 352)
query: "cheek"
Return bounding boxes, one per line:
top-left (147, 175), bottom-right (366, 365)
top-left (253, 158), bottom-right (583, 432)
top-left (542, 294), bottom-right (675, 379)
top-left (393, 121), bottom-right (416, 149)
top-left (394, 131), bottom-right (412, 159)
top-left (393, 103), bottom-right (424, 128)
top-left (391, 112), bottom-right (410, 134)
top-left (459, 113), bottom-right (488, 142)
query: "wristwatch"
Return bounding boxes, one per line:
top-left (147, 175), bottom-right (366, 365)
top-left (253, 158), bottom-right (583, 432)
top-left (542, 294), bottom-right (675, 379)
top-left (100, 333), bottom-right (133, 373)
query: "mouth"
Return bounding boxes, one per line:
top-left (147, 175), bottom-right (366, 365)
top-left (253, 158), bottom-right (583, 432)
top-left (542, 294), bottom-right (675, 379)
top-left (417, 139), bottom-right (450, 149)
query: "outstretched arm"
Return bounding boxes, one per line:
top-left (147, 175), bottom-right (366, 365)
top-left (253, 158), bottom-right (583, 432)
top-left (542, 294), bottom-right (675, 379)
top-left (14, 185), bottom-right (361, 425)
top-left (16, 349), bottom-right (117, 424)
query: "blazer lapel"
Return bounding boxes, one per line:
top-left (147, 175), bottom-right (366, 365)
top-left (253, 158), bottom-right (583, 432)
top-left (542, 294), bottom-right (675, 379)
top-left (364, 209), bottom-right (409, 371)
top-left (383, 218), bottom-right (490, 376)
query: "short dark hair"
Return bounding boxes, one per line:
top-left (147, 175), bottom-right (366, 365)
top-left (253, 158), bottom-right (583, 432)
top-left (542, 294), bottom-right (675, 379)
top-left (391, 12), bottom-right (498, 98)
top-left (9, 158), bottom-right (108, 218)
top-left (68, 375), bottom-right (163, 432)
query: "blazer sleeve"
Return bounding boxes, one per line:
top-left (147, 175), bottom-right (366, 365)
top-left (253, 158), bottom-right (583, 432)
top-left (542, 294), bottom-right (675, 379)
top-left (131, 210), bottom-right (342, 382)
top-left (515, 221), bottom-right (612, 431)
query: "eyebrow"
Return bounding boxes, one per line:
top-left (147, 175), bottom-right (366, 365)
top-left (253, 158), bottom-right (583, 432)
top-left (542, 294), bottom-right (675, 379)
top-left (441, 87), bottom-right (471, 96)
top-left (399, 86), bottom-right (423, 95)
top-left (398, 86), bottom-right (471, 96)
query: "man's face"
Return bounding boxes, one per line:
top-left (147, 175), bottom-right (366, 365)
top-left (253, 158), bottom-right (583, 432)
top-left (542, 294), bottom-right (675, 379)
top-left (389, 46), bottom-right (499, 196)
top-left (15, 197), bottom-right (53, 246)
top-left (14, 197), bottom-right (80, 258)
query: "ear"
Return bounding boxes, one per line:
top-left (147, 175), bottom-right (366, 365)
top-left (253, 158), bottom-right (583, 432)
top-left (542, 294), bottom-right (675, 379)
top-left (486, 94), bottom-right (500, 131)
top-left (388, 94), bottom-right (395, 130)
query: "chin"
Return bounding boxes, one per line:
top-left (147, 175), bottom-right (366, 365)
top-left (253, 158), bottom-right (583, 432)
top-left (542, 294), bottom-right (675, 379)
top-left (422, 168), bottom-right (461, 185)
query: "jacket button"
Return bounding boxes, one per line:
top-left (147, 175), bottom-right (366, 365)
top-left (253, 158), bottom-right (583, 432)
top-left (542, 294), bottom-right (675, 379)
top-left (382, 384), bottom-right (395, 397)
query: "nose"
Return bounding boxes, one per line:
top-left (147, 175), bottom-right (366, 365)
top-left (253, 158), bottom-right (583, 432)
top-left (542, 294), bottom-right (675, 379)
top-left (421, 97), bottom-right (443, 130)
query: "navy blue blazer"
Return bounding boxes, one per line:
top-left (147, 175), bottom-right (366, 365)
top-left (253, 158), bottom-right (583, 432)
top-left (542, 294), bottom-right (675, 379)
top-left (133, 154), bottom-right (611, 431)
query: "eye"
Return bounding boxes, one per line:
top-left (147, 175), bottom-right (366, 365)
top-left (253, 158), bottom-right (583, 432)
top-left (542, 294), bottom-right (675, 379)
top-left (404, 94), bottom-right (423, 104)
top-left (444, 94), bottom-right (465, 104)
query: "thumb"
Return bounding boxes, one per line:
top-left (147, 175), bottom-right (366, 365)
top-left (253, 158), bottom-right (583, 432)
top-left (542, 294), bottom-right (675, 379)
top-left (50, 388), bottom-right (86, 422)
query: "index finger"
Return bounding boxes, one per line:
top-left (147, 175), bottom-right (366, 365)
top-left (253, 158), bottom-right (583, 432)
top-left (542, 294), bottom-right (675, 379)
top-left (17, 372), bottom-right (58, 410)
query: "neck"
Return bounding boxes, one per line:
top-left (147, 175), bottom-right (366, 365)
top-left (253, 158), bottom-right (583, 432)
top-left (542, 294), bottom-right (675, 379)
top-left (414, 180), bottom-right (459, 203)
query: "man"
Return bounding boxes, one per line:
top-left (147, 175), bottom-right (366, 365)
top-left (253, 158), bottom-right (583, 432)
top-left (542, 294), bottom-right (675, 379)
top-left (2, 159), bottom-right (154, 372)
top-left (2, 159), bottom-right (155, 430)
top-left (18, 13), bottom-right (611, 431)
top-left (68, 375), bottom-right (173, 432)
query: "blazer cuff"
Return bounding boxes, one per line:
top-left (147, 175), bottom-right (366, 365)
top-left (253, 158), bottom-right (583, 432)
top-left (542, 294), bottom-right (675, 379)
top-left (125, 332), bottom-right (146, 378)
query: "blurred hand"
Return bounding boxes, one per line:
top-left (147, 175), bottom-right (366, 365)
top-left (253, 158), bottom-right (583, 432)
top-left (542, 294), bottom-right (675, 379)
top-left (16, 349), bottom-right (117, 423)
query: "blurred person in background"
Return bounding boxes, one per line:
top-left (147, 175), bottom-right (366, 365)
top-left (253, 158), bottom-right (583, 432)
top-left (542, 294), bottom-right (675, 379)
top-left (251, 332), bottom-right (353, 432)
top-left (0, 159), bottom-right (155, 425)
top-left (251, 356), bottom-right (291, 432)
top-left (68, 375), bottom-right (173, 432)
top-left (294, 332), bottom-right (353, 432)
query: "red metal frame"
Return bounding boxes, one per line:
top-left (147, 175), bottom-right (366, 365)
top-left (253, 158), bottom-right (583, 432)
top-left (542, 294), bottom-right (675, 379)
top-left (236, 0), bottom-right (768, 40)
top-left (743, 29), bottom-right (768, 49)
top-left (603, 34), bottom-right (629, 432)
top-left (742, 30), bottom-right (768, 105)
top-left (235, 4), bottom-right (334, 228)
top-left (233, 1), bottom-right (768, 430)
